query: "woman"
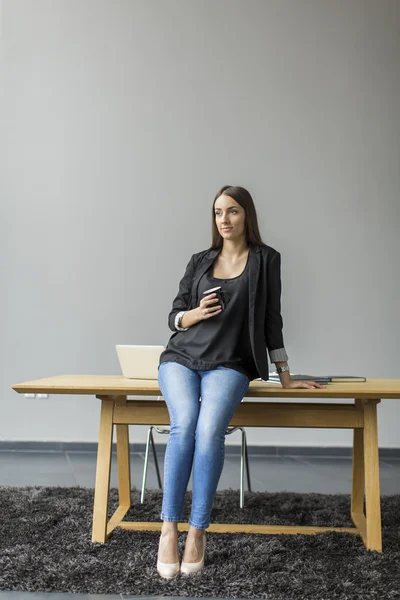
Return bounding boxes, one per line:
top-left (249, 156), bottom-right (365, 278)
top-left (156, 185), bottom-right (325, 578)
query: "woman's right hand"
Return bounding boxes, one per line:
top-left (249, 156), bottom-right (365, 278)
top-left (197, 292), bottom-right (223, 321)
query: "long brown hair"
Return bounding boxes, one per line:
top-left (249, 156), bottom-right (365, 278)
top-left (210, 185), bottom-right (265, 249)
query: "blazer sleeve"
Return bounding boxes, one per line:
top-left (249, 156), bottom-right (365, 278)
top-left (264, 251), bottom-right (289, 363)
top-left (168, 253), bottom-right (197, 331)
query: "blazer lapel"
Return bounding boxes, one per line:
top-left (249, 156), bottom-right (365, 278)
top-left (248, 243), bottom-right (261, 359)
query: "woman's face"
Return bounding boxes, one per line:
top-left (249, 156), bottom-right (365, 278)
top-left (214, 194), bottom-right (246, 241)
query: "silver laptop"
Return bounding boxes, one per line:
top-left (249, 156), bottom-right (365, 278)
top-left (116, 344), bottom-right (165, 379)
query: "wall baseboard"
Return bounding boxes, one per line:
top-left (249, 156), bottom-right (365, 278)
top-left (0, 440), bottom-right (399, 458)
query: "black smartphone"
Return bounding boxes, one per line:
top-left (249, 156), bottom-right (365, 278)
top-left (203, 286), bottom-right (225, 311)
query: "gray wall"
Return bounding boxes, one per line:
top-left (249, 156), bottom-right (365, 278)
top-left (1, 0), bottom-right (399, 447)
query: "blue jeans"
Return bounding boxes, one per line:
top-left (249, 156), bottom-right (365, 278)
top-left (157, 360), bottom-right (250, 529)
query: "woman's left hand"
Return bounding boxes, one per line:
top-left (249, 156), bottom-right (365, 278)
top-left (282, 380), bottom-right (327, 389)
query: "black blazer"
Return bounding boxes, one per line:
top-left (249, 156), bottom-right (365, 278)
top-left (167, 241), bottom-right (288, 381)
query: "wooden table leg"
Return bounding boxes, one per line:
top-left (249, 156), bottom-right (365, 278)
top-left (116, 396), bottom-right (132, 508)
top-left (92, 396), bottom-right (115, 543)
top-left (363, 398), bottom-right (382, 552)
top-left (351, 398), bottom-right (382, 552)
top-left (351, 399), bottom-right (366, 541)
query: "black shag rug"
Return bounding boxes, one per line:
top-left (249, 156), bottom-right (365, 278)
top-left (0, 486), bottom-right (399, 599)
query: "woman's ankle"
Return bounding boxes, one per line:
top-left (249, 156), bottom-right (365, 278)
top-left (188, 525), bottom-right (205, 537)
top-left (161, 521), bottom-right (178, 535)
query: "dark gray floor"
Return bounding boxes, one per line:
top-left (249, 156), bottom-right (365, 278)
top-left (0, 449), bottom-right (399, 600)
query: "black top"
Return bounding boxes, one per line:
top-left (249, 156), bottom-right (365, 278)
top-left (158, 252), bottom-right (259, 380)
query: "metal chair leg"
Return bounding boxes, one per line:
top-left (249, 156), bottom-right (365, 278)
top-left (226, 426), bottom-right (252, 508)
top-left (242, 427), bottom-right (252, 492)
top-left (150, 428), bottom-right (162, 489)
top-left (140, 426), bottom-right (153, 503)
top-left (141, 425), bottom-right (165, 504)
top-left (240, 428), bottom-right (245, 508)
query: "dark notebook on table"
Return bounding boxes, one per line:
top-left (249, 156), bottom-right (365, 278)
top-left (266, 374), bottom-right (366, 383)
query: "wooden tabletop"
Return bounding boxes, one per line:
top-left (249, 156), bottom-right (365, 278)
top-left (10, 374), bottom-right (400, 399)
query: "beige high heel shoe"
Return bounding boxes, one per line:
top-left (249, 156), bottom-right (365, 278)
top-left (156, 532), bottom-right (180, 579)
top-left (180, 531), bottom-right (206, 575)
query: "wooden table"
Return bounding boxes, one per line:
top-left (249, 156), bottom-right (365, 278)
top-left (12, 375), bottom-right (400, 552)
